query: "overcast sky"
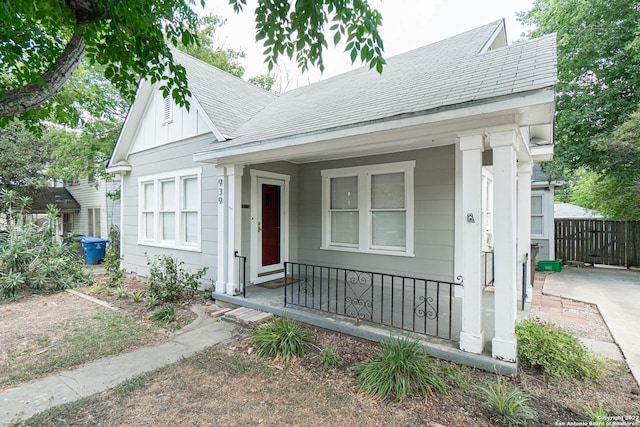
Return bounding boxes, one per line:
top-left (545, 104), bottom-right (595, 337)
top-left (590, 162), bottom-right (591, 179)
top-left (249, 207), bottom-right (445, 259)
top-left (201, 0), bottom-right (536, 90)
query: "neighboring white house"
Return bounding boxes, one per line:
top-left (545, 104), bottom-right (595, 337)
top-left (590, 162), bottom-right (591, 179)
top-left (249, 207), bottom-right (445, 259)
top-left (530, 163), bottom-right (562, 262)
top-left (23, 187), bottom-right (81, 237)
top-left (554, 203), bottom-right (603, 220)
top-left (62, 176), bottom-right (121, 239)
top-left (108, 20), bottom-right (556, 367)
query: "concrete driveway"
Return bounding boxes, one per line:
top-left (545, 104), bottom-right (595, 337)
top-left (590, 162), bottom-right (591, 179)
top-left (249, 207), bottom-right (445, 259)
top-left (543, 266), bottom-right (640, 387)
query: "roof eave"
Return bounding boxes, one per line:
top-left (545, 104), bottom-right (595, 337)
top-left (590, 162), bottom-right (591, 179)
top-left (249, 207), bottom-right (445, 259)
top-left (193, 86), bottom-right (556, 164)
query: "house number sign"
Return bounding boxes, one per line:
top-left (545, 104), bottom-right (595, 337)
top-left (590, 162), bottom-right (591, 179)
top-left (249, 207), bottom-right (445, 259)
top-left (218, 178), bottom-right (224, 205)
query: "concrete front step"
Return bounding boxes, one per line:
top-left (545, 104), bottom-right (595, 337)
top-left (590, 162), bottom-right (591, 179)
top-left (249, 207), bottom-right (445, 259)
top-left (222, 307), bottom-right (273, 326)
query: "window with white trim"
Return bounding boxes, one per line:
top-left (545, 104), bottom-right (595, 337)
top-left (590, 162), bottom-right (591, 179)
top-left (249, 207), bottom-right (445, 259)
top-left (531, 193), bottom-right (544, 237)
top-left (481, 168), bottom-right (494, 249)
top-left (87, 207), bottom-right (101, 237)
top-left (321, 161), bottom-right (415, 256)
top-left (138, 168), bottom-right (201, 250)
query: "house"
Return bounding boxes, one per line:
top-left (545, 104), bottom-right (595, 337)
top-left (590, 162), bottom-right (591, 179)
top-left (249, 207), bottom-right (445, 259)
top-left (107, 20), bottom-right (556, 368)
top-left (554, 203), bottom-right (603, 220)
top-left (530, 163), bottom-right (562, 262)
top-left (62, 176), bottom-right (121, 240)
top-left (13, 187), bottom-right (80, 236)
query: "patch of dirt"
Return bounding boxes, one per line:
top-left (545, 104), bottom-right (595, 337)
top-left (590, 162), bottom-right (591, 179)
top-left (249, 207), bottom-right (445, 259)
top-left (0, 292), bottom-right (103, 366)
top-left (1, 270), bottom-right (214, 389)
top-left (78, 272), bottom-right (214, 333)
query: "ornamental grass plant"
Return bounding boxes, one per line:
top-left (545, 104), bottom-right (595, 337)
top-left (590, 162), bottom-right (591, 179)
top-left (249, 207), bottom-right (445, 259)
top-left (250, 314), bottom-right (314, 362)
top-left (354, 334), bottom-right (446, 402)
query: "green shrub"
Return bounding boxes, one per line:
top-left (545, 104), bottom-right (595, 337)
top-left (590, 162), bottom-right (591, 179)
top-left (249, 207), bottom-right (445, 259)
top-left (103, 225), bottom-right (124, 287)
top-left (145, 254), bottom-right (207, 304)
top-left (151, 305), bottom-right (177, 325)
top-left (250, 314), bottom-right (314, 362)
top-left (354, 335), bottom-right (445, 402)
top-left (116, 285), bottom-right (129, 299)
top-left (0, 270), bottom-right (25, 298)
top-left (516, 318), bottom-right (607, 381)
top-left (145, 294), bottom-right (158, 309)
top-left (477, 377), bottom-right (537, 427)
top-left (0, 207), bottom-right (92, 299)
top-left (131, 289), bottom-right (145, 303)
top-left (581, 403), bottom-right (611, 426)
top-left (319, 344), bottom-right (343, 370)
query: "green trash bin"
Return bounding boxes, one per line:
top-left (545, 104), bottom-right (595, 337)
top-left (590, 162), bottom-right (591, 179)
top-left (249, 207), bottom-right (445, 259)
top-left (81, 237), bottom-right (109, 265)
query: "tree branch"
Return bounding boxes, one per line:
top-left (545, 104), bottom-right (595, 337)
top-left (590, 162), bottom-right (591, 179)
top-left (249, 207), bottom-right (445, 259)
top-left (0, 33), bottom-right (87, 118)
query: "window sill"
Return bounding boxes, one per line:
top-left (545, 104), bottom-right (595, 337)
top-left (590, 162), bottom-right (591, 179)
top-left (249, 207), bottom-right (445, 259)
top-left (137, 241), bottom-right (202, 253)
top-left (320, 246), bottom-right (415, 258)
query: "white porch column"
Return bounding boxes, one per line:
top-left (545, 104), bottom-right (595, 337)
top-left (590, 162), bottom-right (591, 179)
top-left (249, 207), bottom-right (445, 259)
top-left (215, 166), bottom-right (227, 294)
top-left (490, 130), bottom-right (518, 362)
top-left (226, 164), bottom-right (244, 295)
top-left (517, 162), bottom-right (533, 305)
top-left (458, 134), bottom-right (485, 354)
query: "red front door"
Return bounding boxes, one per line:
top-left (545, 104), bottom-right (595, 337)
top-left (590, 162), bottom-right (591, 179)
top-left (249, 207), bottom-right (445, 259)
top-left (261, 184), bottom-right (281, 267)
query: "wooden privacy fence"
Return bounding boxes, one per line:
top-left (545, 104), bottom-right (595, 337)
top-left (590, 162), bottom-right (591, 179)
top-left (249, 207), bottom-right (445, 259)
top-left (555, 219), bottom-right (640, 268)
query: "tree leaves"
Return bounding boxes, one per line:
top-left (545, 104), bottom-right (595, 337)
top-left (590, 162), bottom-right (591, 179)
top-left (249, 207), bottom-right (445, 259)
top-left (520, 0), bottom-right (640, 176)
top-left (0, 0), bottom-right (199, 121)
top-left (0, 121), bottom-right (51, 188)
top-left (1, 0), bottom-right (384, 122)
top-left (249, 0), bottom-right (385, 74)
top-left (521, 0), bottom-right (640, 219)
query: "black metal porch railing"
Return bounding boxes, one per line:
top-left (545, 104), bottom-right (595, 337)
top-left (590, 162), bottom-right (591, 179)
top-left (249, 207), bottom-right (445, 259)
top-left (234, 251), bottom-right (247, 297)
top-left (482, 251), bottom-right (495, 288)
top-left (521, 253), bottom-right (528, 310)
top-left (284, 262), bottom-right (463, 340)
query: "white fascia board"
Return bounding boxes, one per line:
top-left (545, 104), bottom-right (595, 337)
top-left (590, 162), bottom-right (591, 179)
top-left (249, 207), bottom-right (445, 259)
top-left (530, 145), bottom-right (554, 162)
top-left (480, 19), bottom-right (507, 52)
top-left (108, 80), bottom-right (152, 167)
top-left (189, 95), bottom-right (226, 142)
top-left (194, 88), bottom-right (556, 165)
top-left (105, 162), bottom-right (132, 175)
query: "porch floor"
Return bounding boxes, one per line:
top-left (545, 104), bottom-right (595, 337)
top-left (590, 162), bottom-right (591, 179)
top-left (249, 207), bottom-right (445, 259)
top-left (212, 284), bottom-right (519, 375)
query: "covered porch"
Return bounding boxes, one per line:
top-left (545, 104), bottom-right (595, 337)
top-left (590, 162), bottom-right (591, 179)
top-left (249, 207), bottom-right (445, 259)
top-left (201, 114), bottom-right (553, 368)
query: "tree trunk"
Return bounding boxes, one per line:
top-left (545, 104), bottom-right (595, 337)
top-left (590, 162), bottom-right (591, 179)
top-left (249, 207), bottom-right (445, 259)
top-left (0, 33), bottom-right (87, 118)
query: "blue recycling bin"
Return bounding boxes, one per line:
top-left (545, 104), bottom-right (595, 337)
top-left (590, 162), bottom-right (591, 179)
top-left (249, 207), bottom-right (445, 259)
top-left (81, 237), bottom-right (109, 265)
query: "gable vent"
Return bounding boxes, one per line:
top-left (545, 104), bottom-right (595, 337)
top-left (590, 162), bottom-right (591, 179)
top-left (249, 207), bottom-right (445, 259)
top-left (162, 95), bottom-right (172, 124)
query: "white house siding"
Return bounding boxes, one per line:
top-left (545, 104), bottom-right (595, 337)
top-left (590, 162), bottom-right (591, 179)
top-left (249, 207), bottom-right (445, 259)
top-left (129, 90), bottom-right (210, 155)
top-left (66, 179), bottom-right (115, 239)
top-left (531, 187), bottom-right (555, 262)
top-left (120, 134), bottom-right (218, 283)
top-left (294, 145), bottom-right (455, 282)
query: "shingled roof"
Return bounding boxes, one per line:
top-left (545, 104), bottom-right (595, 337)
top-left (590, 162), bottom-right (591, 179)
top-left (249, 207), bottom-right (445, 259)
top-left (172, 49), bottom-right (277, 136)
top-left (187, 19), bottom-right (556, 151)
top-left (27, 187), bottom-right (80, 214)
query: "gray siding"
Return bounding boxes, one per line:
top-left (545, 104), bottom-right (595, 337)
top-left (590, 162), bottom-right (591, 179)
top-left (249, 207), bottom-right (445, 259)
top-left (120, 134), bottom-right (217, 284)
top-left (122, 141), bottom-right (455, 286)
top-left (294, 145), bottom-right (455, 282)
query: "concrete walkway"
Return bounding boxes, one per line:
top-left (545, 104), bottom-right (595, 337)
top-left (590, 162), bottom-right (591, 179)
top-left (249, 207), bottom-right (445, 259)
top-left (542, 266), bottom-right (640, 387)
top-left (0, 306), bottom-right (236, 427)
